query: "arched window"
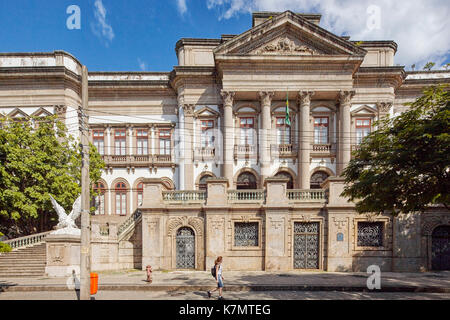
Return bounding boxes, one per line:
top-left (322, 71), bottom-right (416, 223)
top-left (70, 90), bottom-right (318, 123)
top-left (137, 182), bottom-right (144, 207)
top-left (93, 182), bottom-right (106, 215)
top-left (237, 172), bottom-right (257, 190)
top-left (198, 174), bottom-right (213, 191)
top-left (115, 182), bottom-right (127, 215)
top-left (274, 172), bottom-right (294, 189)
top-left (310, 171), bottom-right (329, 189)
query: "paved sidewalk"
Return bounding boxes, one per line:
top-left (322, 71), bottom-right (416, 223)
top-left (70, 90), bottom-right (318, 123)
top-left (1, 270), bottom-right (449, 293)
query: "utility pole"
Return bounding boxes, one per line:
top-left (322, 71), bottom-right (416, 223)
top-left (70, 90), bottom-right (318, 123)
top-left (78, 65), bottom-right (91, 300)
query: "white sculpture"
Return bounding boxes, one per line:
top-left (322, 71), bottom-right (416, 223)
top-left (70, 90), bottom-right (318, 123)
top-left (49, 195), bottom-right (82, 236)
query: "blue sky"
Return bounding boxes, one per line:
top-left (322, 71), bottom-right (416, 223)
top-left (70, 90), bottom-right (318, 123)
top-left (0, 0), bottom-right (448, 72)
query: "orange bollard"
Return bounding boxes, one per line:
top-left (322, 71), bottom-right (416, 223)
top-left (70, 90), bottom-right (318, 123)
top-left (90, 273), bottom-right (98, 295)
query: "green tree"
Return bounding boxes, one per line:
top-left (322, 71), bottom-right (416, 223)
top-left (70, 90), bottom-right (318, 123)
top-left (0, 232), bottom-right (11, 253)
top-left (423, 62), bottom-right (435, 71)
top-left (341, 85), bottom-right (450, 215)
top-left (0, 116), bottom-right (104, 238)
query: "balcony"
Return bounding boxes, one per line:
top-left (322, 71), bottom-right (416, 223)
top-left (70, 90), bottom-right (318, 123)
top-left (234, 145), bottom-right (257, 160)
top-left (194, 147), bottom-right (216, 161)
top-left (102, 154), bottom-right (175, 168)
top-left (227, 189), bottom-right (265, 203)
top-left (287, 189), bottom-right (326, 203)
top-left (270, 144), bottom-right (297, 158)
top-left (311, 144), bottom-right (336, 157)
top-left (162, 190), bottom-right (206, 204)
top-left (154, 154), bottom-right (172, 165)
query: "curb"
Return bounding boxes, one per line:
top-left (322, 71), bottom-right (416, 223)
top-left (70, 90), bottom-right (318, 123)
top-left (1, 284), bottom-right (449, 293)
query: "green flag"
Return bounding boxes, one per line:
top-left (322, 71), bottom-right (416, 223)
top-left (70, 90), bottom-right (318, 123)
top-left (285, 91), bottom-right (291, 126)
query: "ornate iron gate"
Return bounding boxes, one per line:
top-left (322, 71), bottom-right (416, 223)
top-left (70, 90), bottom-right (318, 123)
top-left (176, 227), bottom-right (195, 269)
top-left (432, 226), bottom-right (450, 271)
top-left (294, 222), bottom-right (320, 269)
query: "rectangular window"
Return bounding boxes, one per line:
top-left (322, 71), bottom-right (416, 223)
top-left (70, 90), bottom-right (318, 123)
top-left (159, 130), bottom-right (171, 155)
top-left (240, 117), bottom-right (254, 145)
top-left (356, 119), bottom-right (371, 145)
top-left (114, 130), bottom-right (126, 155)
top-left (95, 194), bottom-right (105, 215)
top-left (201, 120), bottom-right (215, 148)
top-left (314, 117), bottom-right (329, 144)
top-left (234, 222), bottom-right (259, 247)
top-left (93, 131), bottom-right (105, 155)
top-left (357, 222), bottom-right (383, 247)
top-left (136, 129), bottom-right (148, 155)
top-left (276, 117), bottom-right (291, 145)
top-left (115, 193), bottom-right (126, 215)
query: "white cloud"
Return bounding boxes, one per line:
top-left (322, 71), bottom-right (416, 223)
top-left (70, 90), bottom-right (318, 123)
top-left (91, 0), bottom-right (115, 45)
top-left (206, 0), bottom-right (450, 69)
top-left (177, 0), bottom-right (188, 15)
top-left (138, 58), bottom-right (148, 71)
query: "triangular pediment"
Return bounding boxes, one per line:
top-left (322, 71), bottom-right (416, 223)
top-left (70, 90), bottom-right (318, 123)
top-left (351, 105), bottom-right (377, 116)
top-left (7, 108), bottom-right (29, 119)
top-left (214, 11), bottom-right (366, 57)
top-left (194, 106), bottom-right (220, 118)
top-left (31, 107), bottom-right (53, 117)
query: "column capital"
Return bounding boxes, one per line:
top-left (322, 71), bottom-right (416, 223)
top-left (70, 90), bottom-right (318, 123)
top-left (182, 104), bottom-right (195, 117)
top-left (339, 90), bottom-right (356, 105)
top-left (258, 91), bottom-right (275, 107)
top-left (220, 90), bottom-right (235, 107)
top-left (298, 91), bottom-right (315, 106)
top-left (376, 101), bottom-right (393, 113)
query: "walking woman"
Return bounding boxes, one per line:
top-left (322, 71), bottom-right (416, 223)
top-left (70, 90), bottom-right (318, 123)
top-left (208, 256), bottom-right (224, 300)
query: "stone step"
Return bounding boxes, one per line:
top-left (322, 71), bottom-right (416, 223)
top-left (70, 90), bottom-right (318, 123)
top-left (0, 254), bottom-right (46, 258)
top-left (0, 263), bottom-right (46, 267)
top-left (0, 273), bottom-right (45, 278)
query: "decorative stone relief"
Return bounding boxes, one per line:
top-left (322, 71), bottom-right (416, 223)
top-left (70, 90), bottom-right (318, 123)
top-left (377, 101), bottom-right (393, 114)
top-left (220, 91), bottom-right (235, 107)
top-left (422, 215), bottom-right (450, 236)
top-left (269, 217), bottom-right (284, 230)
top-left (167, 216), bottom-right (204, 236)
top-left (333, 217), bottom-right (347, 230)
top-left (259, 91), bottom-right (274, 107)
top-left (339, 91), bottom-right (356, 106)
top-left (298, 91), bottom-right (315, 106)
top-left (182, 104), bottom-right (195, 117)
top-left (256, 37), bottom-right (317, 55)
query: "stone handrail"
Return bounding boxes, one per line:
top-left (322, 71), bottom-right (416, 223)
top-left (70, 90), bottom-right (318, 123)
top-left (117, 210), bottom-right (142, 239)
top-left (3, 231), bottom-right (52, 250)
top-left (287, 189), bottom-right (326, 202)
top-left (313, 144), bottom-right (332, 152)
top-left (163, 190), bottom-right (206, 203)
top-left (228, 190), bottom-right (265, 202)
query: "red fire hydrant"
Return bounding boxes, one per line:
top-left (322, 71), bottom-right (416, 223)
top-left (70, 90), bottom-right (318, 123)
top-left (146, 265), bottom-right (153, 283)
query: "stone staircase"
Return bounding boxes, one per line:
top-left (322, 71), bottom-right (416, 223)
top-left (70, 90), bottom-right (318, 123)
top-left (0, 243), bottom-right (47, 278)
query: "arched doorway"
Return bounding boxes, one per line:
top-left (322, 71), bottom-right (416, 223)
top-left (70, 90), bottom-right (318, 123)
top-left (176, 227), bottom-right (195, 269)
top-left (432, 225), bottom-right (450, 271)
top-left (274, 171), bottom-right (294, 189)
top-left (237, 172), bottom-right (257, 190)
top-left (310, 171), bottom-right (329, 189)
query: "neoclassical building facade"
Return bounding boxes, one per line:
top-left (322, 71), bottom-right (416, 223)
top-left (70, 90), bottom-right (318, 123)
top-left (1, 11), bottom-right (449, 273)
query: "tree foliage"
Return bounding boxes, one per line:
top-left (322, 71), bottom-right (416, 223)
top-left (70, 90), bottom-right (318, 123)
top-left (0, 232), bottom-right (11, 253)
top-left (341, 85), bottom-right (450, 215)
top-left (0, 116), bottom-right (104, 237)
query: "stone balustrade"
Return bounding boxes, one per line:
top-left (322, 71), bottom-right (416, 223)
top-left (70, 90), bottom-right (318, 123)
top-left (270, 144), bottom-right (297, 157)
top-left (193, 147), bottom-right (216, 160)
top-left (117, 210), bottom-right (142, 239)
top-left (162, 190), bottom-right (206, 203)
top-left (4, 231), bottom-right (52, 250)
top-left (234, 144), bottom-right (257, 160)
top-left (227, 189), bottom-right (265, 203)
top-left (287, 189), bottom-right (326, 202)
top-left (102, 154), bottom-right (175, 167)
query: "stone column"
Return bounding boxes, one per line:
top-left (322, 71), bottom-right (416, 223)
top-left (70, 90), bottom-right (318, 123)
top-left (182, 104), bottom-right (195, 190)
top-left (297, 91), bottom-right (314, 189)
top-left (259, 91), bottom-right (274, 185)
top-left (221, 91), bottom-right (235, 188)
top-left (338, 91), bottom-right (355, 174)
